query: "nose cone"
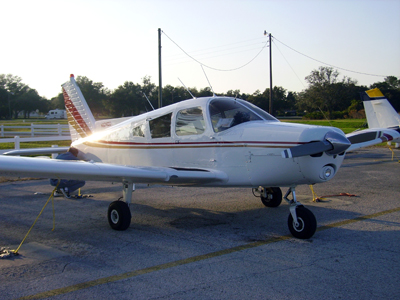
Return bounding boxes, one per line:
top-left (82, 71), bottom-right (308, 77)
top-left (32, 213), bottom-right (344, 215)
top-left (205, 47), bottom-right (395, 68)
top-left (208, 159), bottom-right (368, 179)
top-left (325, 131), bottom-right (351, 155)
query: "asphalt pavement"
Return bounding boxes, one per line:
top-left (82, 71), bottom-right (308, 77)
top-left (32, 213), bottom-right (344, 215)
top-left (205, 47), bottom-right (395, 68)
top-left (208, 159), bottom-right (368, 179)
top-left (0, 147), bottom-right (399, 300)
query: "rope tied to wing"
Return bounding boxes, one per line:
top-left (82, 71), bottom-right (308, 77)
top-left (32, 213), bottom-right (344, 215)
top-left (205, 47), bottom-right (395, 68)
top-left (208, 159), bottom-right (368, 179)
top-left (11, 183), bottom-right (60, 256)
top-left (309, 185), bottom-right (358, 202)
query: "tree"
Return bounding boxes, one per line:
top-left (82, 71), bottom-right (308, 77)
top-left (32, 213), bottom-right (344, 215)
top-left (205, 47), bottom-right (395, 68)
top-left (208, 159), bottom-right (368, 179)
top-left (162, 85), bottom-right (187, 107)
top-left (15, 88), bottom-right (42, 118)
top-left (75, 76), bottom-right (110, 116)
top-left (105, 81), bottom-right (144, 117)
top-left (0, 87), bottom-right (9, 119)
top-left (370, 76), bottom-right (400, 111)
top-left (48, 93), bottom-right (66, 110)
top-left (0, 74), bottom-right (48, 118)
top-left (301, 67), bottom-right (358, 119)
top-left (141, 76), bottom-right (158, 109)
top-left (247, 89), bottom-right (268, 112)
top-left (197, 87), bottom-right (214, 98)
top-left (225, 89), bottom-right (249, 100)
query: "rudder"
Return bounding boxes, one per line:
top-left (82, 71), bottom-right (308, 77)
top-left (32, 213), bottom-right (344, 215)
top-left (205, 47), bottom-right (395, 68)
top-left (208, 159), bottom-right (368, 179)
top-left (62, 74), bottom-right (96, 141)
top-left (362, 88), bottom-right (400, 129)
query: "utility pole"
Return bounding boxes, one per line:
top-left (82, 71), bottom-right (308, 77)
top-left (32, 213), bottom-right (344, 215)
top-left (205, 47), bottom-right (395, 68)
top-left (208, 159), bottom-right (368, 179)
top-left (269, 33), bottom-right (273, 115)
top-left (158, 28), bottom-right (162, 108)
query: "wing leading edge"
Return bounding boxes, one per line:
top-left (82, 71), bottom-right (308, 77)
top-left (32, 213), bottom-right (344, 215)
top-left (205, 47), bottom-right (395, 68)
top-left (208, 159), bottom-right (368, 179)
top-left (346, 128), bottom-right (400, 151)
top-left (0, 155), bottom-right (228, 186)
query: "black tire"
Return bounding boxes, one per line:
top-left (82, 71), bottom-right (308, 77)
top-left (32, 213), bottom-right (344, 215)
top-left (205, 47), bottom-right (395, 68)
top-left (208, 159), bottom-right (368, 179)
top-left (107, 201), bottom-right (131, 231)
top-left (288, 206), bottom-right (317, 239)
top-left (261, 187), bottom-right (283, 207)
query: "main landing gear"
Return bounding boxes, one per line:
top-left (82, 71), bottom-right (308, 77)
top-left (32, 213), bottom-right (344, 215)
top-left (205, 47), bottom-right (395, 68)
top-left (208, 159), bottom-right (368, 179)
top-left (253, 186), bottom-right (317, 239)
top-left (107, 182), bottom-right (133, 231)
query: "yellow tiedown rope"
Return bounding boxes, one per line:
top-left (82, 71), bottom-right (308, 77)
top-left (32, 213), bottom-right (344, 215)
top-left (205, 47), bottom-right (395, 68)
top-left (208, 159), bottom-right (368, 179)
top-left (12, 183), bottom-right (60, 255)
top-left (388, 145), bottom-right (400, 163)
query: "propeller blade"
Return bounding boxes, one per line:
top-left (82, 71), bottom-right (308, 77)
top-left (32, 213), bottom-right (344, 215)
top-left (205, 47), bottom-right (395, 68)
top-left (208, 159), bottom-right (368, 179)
top-left (282, 131), bottom-right (351, 159)
top-left (281, 141), bottom-right (332, 159)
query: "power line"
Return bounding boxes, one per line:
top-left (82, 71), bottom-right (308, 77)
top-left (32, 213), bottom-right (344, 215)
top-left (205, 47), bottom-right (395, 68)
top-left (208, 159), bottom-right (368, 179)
top-left (162, 30), bottom-right (268, 72)
top-left (273, 37), bottom-right (389, 78)
top-left (272, 40), bottom-right (306, 89)
top-left (164, 45), bottom-right (269, 67)
top-left (164, 37), bottom-right (266, 60)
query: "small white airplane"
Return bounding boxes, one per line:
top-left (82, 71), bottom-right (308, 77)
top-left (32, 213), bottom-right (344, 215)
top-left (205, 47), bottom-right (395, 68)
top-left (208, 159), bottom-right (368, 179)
top-left (358, 88), bottom-right (400, 147)
top-left (1, 76), bottom-right (399, 239)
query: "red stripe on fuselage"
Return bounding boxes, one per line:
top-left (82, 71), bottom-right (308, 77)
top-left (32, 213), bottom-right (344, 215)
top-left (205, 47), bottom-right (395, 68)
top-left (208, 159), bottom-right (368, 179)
top-left (92, 140), bottom-right (304, 146)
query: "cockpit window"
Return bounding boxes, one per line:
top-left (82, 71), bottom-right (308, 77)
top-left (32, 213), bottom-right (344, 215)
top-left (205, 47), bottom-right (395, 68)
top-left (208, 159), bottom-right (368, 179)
top-left (176, 107), bottom-right (205, 136)
top-left (236, 99), bottom-right (278, 121)
top-left (209, 98), bottom-right (267, 132)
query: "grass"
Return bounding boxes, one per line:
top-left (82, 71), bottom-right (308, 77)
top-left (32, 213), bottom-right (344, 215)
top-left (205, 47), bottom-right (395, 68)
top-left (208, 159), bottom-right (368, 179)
top-left (0, 118), bottom-right (68, 125)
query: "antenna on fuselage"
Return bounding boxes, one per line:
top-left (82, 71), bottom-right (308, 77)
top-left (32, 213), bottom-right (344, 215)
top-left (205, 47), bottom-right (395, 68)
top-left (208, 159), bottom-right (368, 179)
top-left (142, 92), bottom-right (155, 110)
top-left (178, 78), bottom-right (196, 99)
top-left (201, 65), bottom-right (216, 97)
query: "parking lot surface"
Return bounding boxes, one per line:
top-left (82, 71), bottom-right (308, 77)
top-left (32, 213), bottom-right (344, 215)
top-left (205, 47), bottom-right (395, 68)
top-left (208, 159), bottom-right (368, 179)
top-left (0, 147), bottom-right (399, 299)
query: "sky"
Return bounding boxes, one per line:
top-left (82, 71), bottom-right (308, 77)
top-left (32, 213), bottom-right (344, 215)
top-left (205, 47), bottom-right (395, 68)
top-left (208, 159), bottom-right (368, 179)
top-left (1, 0), bottom-right (399, 99)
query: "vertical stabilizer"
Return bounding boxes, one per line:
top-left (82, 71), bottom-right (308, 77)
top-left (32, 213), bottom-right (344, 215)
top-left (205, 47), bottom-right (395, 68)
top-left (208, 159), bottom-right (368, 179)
top-left (362, 88), bottom-right (400, 129)
top-left (62, 74), bottom-right (96, 141)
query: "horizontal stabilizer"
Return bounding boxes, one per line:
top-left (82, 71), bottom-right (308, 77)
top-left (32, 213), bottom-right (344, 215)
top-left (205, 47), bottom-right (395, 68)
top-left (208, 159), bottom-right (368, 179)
top-left (3, 147), bottom-right (70, 156)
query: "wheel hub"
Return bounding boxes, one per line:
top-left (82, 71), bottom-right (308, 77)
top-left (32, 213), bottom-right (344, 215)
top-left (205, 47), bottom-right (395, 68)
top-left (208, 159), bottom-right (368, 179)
top-left (110, 209), bottom-right (119, 224)
top-left (292, 217), bottom-right (305, 232)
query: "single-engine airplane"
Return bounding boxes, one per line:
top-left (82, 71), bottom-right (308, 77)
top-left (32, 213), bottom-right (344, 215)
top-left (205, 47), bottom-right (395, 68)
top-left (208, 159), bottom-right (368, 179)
top-left (359, 88), bottom-right (400, 147)
top-left (1, 76), bottom-right (399, 239)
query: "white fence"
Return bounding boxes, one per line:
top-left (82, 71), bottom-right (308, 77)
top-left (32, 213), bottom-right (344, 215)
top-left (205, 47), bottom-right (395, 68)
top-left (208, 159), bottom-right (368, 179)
top-left (0, 124), bottom-right (71, 154)
top-left (0, 124), bottom-right (70, 137)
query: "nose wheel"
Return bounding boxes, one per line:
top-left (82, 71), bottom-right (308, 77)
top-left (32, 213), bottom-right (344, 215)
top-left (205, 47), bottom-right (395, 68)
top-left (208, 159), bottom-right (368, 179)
top-left (284, 187), bottom-right (317, 239)
top-left (288, 205), bottom-right (317, 239)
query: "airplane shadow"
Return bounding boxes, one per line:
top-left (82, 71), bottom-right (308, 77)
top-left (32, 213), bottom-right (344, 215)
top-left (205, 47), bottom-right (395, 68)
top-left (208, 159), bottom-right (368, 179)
top-left (1, 179), bottom-right (399, 249)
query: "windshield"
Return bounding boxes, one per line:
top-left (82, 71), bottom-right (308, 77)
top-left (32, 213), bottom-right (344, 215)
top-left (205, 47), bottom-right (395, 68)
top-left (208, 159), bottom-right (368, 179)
top-left (209, 98), bottom-right (275, 132)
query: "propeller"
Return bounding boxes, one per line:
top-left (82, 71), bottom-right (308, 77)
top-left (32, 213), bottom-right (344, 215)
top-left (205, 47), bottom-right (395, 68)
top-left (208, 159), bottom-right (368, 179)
top-left (282, 131), bottom-right (351, 159)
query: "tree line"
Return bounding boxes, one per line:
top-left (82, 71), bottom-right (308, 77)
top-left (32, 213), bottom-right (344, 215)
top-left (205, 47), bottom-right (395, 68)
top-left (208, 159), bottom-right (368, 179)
top-left (0, 67), bottom-right (399, 120)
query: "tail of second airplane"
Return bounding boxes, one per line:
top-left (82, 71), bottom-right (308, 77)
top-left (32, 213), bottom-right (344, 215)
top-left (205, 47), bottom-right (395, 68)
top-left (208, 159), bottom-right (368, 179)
top-left (362, 88), bottom-right (400, 129)
top-left (62, 74), bottom-right (96, 141)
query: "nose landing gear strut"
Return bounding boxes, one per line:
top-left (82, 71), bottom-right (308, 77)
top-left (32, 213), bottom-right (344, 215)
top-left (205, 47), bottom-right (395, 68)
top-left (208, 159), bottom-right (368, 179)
top-left (284, 187), bottom-right (317, 239)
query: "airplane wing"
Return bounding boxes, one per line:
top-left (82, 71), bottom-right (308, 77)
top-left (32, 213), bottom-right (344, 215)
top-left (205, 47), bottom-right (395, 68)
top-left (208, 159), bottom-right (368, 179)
top-left (346, 128), bottom-right (400, 151)
top-left (0, 155), bottom-right (228, 185)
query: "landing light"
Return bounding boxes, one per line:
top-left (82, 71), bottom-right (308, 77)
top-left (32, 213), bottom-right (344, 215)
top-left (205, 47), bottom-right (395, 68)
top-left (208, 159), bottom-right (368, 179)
top-left (320, 165), bottom-right (335, 180)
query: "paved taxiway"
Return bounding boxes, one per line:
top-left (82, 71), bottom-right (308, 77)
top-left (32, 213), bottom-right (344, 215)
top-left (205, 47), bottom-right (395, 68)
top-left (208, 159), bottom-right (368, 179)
top-left (0, 147), bottom-right (399, 300)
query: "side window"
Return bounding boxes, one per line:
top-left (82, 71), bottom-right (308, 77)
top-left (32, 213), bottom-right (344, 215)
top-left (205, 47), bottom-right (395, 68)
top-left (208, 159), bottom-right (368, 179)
top-left (149, 113), bottom-right (172, 138)
top-left (104, 122), bottom-right (142, 142)
top-left (132, 125), bottom-right (145, 137)
top-left (175, 107), bottom-right (205, 136)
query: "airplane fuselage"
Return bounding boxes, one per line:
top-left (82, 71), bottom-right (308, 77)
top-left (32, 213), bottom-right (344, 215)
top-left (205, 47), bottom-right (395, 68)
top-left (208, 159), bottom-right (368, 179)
top-left (71, 97), bottom-right (346, 188)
